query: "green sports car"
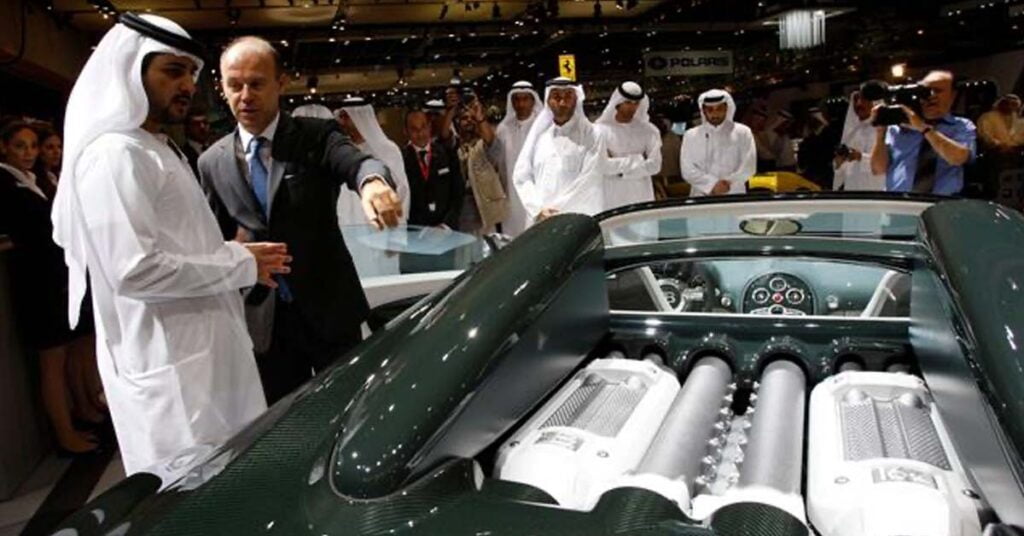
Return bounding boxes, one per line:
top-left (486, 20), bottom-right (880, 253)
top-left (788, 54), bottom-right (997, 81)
top-left (53, 193), bottom-right (1024, 535)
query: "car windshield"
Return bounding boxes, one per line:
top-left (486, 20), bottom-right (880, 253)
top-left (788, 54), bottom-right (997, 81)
top-left (599, 198), bottom-right (929, 246)
top-left (342, 225), bottom-right (488, 279)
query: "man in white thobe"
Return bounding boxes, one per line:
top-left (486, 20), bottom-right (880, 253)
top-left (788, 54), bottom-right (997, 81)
top-left (596, 81), bottom-right (663, 210)
top-left (51, 13), bottom-right (289, 476)
top-left (681, 89), bottom-right (757, 196)
top-left (834, 87), bottom-right (886, 191)
top-left (334, 97), bottom-right (412, 276)
top-left (513, 77), bottom-right (606, 225)
top-left (291, 103), bottom-right (334, 120)
top-left (762, 109), bottom-right (797, 170)
top-left (495, 80), bottom-right (542, 237)
top-left (334, 97), bottom-right (411, 227)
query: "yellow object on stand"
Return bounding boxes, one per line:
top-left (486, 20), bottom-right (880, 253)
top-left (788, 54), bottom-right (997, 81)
top-left (747, 171), bottom-right (821, 193)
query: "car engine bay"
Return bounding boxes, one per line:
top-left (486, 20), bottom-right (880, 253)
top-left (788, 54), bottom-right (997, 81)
top-left (492, 346), bottom-right (982, 536)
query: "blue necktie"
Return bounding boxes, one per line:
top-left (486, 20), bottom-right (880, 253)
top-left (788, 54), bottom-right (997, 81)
top-left (247, 136), bottom-right (293, 302)
top-left (248, 136), bottom-right (270, 218)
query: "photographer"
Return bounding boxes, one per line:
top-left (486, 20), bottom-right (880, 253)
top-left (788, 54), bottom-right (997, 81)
top-left (438, 80), bottom-right (470, 149)
top-left (870, 70), bottom-right (977, 195)
top-left (455, 96), bottom-right (508, 236)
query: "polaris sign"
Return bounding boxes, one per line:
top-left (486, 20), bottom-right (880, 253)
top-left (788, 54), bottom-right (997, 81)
top-left (644, 50), bottom-right (733, 77)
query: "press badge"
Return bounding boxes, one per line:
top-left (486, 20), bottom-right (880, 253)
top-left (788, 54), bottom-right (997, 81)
top-left (429, 202), bottom-right (436, 212)
top-left (438, 167), bottom-right (450, 175)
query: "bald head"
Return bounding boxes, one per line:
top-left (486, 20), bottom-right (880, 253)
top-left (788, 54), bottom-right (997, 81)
top-left (221, 36), bottom-right (283, 77)
top-left (921, 70), bottom-right (954, 86)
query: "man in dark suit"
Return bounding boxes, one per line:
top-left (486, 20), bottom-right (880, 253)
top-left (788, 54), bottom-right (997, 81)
top-left (198, 36), bottom-right (402, 404)
top-left (403, 109), bottom-right (464, 229)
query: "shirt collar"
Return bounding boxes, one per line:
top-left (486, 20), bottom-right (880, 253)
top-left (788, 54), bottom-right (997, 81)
top-left (409, 141), bottom-right (430, 152)
top-left (239, 112), bottom-right (281, 151)
top-left (0, 163), bottom-right (45, 199)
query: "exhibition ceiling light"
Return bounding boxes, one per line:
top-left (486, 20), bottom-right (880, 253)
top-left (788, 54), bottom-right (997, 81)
top-left (761, 6), bottom-right (853, 50)
top-left (778, 9), bottom-right (826, 49)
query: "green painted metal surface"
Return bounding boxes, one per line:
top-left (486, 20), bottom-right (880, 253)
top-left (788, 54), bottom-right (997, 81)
top-left (920, 199), bottom-right (1024, 461)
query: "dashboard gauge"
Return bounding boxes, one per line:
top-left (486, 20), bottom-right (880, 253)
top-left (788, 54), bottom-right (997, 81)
top-left (658, 279), bottom-right (682, 310)
top-left (745, 273), bottom-right (813, 315)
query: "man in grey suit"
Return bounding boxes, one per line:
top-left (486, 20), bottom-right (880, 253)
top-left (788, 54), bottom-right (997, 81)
top-left (198, 36), bottom-right (403, 403)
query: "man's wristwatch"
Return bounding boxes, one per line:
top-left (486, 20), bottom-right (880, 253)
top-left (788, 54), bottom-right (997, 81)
top-left (921, 126), bottom-right (934, 135)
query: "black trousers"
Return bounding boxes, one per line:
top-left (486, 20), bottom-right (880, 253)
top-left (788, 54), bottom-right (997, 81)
top-left (255, 299), bottom-right (362, 405)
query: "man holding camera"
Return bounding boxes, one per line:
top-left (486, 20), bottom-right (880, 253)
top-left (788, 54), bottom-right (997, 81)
top-left (869, 70), bottom-right (976, 195)
top-left (455, 97), bottom-right (508, 236)
top-left (834, 83), bottom-right (886, 191)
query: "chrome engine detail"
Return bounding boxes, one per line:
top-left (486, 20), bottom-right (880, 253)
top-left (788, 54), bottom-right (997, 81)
top-left (690, 359), bottom-right (808, 522)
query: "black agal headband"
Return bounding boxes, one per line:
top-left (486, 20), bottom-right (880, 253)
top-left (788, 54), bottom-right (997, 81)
top-left (617, 82), bottom-right (645, 101)
top-left (119, 12), bottom-right (207, 61)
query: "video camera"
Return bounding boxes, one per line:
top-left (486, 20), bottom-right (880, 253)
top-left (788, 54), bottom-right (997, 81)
top-left (865, 81), bottom-right (935, 126)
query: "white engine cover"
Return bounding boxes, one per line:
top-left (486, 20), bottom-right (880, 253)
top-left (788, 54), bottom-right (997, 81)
top-left (807, 371), bottom-right (981, 536)
top-left (494, 358), bottom-right (679, 510)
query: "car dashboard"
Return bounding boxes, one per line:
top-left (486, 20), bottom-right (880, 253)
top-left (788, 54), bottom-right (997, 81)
top-left (610, 257), bottom-right (909, 318)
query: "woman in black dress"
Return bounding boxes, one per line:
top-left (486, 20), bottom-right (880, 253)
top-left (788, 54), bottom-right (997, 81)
top-left (0, 120), bottom-right (101, 454)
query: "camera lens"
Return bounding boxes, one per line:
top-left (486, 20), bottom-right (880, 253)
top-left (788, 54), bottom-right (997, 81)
top-left (860, 80), bottom-right (888, 102)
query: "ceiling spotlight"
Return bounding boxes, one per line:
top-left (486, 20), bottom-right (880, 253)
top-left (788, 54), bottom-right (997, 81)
top-left (307, 75), bottom-right (319, 94)
top-left (330, 7), bottom-right (347, 31)
top-left (615, 0), bottom-right (624, 9)
top-left (891, 63), bottom-right (907, 79)
top-left (439, 3), bottom-right (449, 20)
top-left (593, 0), bottom-right (602, 18)
top-left (492, 2), bottom-right (501, 19)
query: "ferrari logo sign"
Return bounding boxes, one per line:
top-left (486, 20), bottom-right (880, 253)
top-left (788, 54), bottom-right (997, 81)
top-left (558, 54), bottom-right (576, 81)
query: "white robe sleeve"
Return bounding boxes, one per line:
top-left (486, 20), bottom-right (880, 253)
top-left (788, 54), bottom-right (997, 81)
top-left (725, 129), bottom-right (757, 186)
top-left (833, 162), bottom-right (847, 191)
top-left (605, 128), bottom-right (663, 180)
top-left (77, 142), bottom-right (257, 302)
top-left (680, 131), bottom-right (719, 195)
top-left (512, 141), bottom-right (543, 219)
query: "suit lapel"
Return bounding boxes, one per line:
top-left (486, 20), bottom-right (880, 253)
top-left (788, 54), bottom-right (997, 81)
top-left (267, 114), bottom-right (295, 218)
top-left (268, 159), bottom-right (286, 216)
top-left (215, 133), bottom-right (267, 232)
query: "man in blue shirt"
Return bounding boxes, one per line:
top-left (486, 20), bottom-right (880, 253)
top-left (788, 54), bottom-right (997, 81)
top-left (870, 70), bottom-right (976, 195)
